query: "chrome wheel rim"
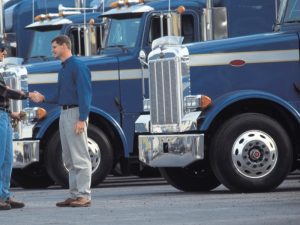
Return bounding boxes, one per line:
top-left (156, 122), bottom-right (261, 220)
top-left (231, 130), bottom-right (278, 179)
top-left (88, 137), bottom-right (101, 173)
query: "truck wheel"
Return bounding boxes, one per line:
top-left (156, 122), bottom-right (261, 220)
top-left (159, 161), bottom-right (220, 192)
top-left (45, 124), bottom-right (114, 187)
top-left (210, 113), bottom-right (292, 192)
top-left (12, 163), bottom-right (54, 189)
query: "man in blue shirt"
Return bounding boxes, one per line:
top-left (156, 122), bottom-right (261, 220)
top-left (36, 35), bottom-right (92, 207)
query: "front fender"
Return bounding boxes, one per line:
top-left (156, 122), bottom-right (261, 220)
top-left (89, 106), bottom-right (128, 154)
top-left (199, 90), bottom-right (300, 131)
top-left (34, 106), bottom-right (61, 139)
top-left (34, 106), bottom-right (128, 154)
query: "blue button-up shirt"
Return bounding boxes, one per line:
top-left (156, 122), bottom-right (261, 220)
top-left (46, 56), bottom-right (92, 121)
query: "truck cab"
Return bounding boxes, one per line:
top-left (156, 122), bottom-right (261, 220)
top-left (135, 0), bottom-right (300, 193)
top-left (2, 0), bottom-right (103, 59)
top-left (12, 0), bottom-right (278, 189)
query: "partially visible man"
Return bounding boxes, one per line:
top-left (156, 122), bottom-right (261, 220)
top-left (34, 35), bottom-right (92, 207)
top-left (0, 43), bottom-right (42, 210)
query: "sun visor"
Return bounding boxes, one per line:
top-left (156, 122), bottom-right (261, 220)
top-left (101, 4), bottom-right (153, 17)
top-left (25, 18), bottom-right (73, 30)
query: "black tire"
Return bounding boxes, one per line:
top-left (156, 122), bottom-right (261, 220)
top-left (159, 161), bottom-right (220, 192)
top-left (12, 163), bottom-right (54, 189)
top-left (210, 113), bottom-right (293, 192)
top-left (45, 124), bottom-right (114, 187)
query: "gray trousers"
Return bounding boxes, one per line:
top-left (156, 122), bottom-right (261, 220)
top-left (59, 107), bottom-right (91, 200)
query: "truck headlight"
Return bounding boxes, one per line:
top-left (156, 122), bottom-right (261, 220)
top-left (22, 107), bottom-right (47, 123)
top-left (184, 95), bottom-right (212, 111)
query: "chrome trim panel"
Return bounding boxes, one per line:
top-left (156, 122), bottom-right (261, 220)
top-left (102, 4), bottom-right (153, 16)
top-left (138, 134), bottom-right (204, 167)
top-left (147, 37), bottom-right (190, 133)
top-left (135, 111), bottom-right (201, 133)
top-left (135, 114), bottom-right (150, 133)
top-left (26, 18), bottom-right (72, 29)
top-left (13, 140), bottom-right (39, 168)
top-left (181, 111), bottom-right (201, 131)
top-left (149, 57), bottom-right (181, 127)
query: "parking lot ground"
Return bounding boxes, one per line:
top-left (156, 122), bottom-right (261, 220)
top-left (1, 174), bottom-right (300, 225)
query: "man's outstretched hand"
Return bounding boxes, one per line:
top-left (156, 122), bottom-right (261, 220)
top-left (29, 91), bottom-right (45, 103)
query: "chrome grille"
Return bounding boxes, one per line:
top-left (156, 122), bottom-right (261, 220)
top-left (2, 67), bottom-right (29, 139)
top-left (3, 71), bottom-right (26, 113)
top-left (149, 57), bottom-right (181, 126)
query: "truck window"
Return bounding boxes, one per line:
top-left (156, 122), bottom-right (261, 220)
top-left (69, 27), bottom-right (85, 56)
top-left (27, 29), bottom-right (60, 61)
top-left (69, 24), bottom-right (102, 56)
top-left (181, 15), bottom-right (195, 43)
top-left (284, 0), bottom-right (300, 22)
top-left (148, 14), bottom-right (195, 44)
top-left (105, 17), bottom-right (141, 48)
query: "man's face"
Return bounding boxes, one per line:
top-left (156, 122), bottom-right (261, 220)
top-left (0, 49), bottom-right (7, 61)
top-left (51, 41), bottom-right (66, 60)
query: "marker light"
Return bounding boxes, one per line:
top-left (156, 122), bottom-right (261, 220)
top-left (177, 6), bottom-right (186, 14)
top-left (34, 14), bottom-right (46, 21)
top-left (111, 1), bottom-right (120, 8)
top-left (200, 95), bottom-right (212, 109)
top-left (36, 108), bottom-right (47, 120)
top-left (184, 95), bottom-right (212, 111)
top-left (111, 0), bottom-right (144, 8)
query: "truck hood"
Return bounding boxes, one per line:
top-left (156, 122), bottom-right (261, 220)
top-left (25, 54), bottom-right (119, 74)
top-left (187, 31), bottom-right (299, 56)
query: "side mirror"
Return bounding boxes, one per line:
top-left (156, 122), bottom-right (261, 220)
top-left (138, 50), bottom-right (148, 67)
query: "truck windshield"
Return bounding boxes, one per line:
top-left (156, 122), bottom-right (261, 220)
top-left (105, 17), bottom-right (141, 49)
top-left (26, 29), bottom-right (61, 61)
top-left (284, 0), bottom-right (300, 22)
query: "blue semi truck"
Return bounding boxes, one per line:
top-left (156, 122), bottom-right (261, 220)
top-left (9, 0), bottom-right (278, 188)
top-left (2, 0), bottom-right (102, 58)
top-left (135, 0), bottom-right (300, 192)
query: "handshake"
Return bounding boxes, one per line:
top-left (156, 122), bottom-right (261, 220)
top-left (28, 91), bottom-right (45, 103)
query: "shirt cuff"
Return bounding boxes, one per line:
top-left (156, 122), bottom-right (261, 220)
top-left (24, 91), bottom-right (29, 98)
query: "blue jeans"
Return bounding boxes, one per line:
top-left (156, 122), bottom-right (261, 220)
top-left (0, 111), bottom-right (13, 200)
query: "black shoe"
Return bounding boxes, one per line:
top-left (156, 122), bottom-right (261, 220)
top-left (6, 197), bottom-right (25, 209)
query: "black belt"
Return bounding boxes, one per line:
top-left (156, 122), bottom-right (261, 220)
top-left (61, 105), bottom-right (78, 110)
top-left (0, 107), bottom-right (10, 113)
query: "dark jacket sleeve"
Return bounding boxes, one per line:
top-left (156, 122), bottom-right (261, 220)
top-left (0, 82), bottom-right (27, 100)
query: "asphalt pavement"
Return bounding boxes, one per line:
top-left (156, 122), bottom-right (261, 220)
top-left (0, 174), bottom-right (299, 225)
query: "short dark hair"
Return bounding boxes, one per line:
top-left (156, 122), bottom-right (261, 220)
top-left (51, 35), bottom-right (71, 49)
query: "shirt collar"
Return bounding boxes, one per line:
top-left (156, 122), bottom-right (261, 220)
top-left (61, 56), bottom-right (74, 67)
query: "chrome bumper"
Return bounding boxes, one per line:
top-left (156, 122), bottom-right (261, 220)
top-left (13, 140), bottom-right (39, 168)
top-left (138, 134), bottom-right (204, 167)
